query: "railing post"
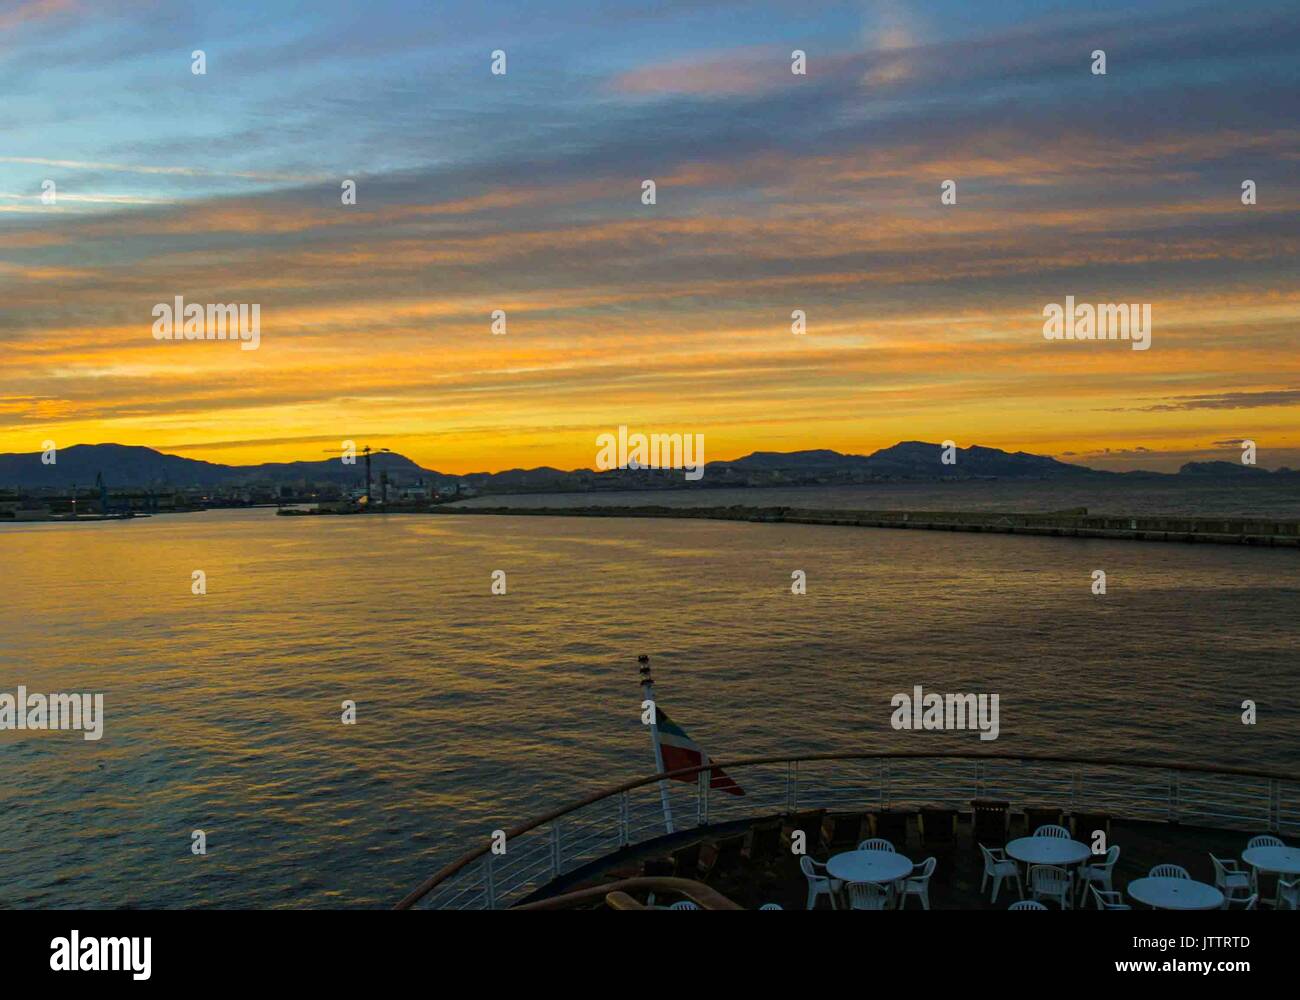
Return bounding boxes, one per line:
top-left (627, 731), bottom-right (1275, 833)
top-left (1168, 772), bottom-right (1180, 824)
top-left (697, 769), bottom-right (710, 826)
top-left (975, 760), bottom-right (983, 798)
top-left (884, 761), bottom-right (891, 809)
top-left (484, 853), bottom-right (497, 910)
top-left (792, 760), bottom-right (800, 811)
top-left (1269, 779), bottom-right (1280, 833)
top-left (1072, 768), bottom-right (1081, 811)
top-left (551, 821), bottom-right (562, 877)
top-left (785, 761), bottom-right (794, 811)
top-left (619, 791), bottom-right (631, 846)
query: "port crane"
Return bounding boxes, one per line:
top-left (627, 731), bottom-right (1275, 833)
top-left (66, 472), bottom-right (112, 515)
top-left (321, 445), bottom-right (390, 506)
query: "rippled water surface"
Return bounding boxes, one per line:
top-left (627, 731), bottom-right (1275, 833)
top-left (1, 504), bottom-right (1297, 907)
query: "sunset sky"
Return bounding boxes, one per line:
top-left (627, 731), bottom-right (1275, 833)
top-left (1, 0), bottom-right (1297, 473)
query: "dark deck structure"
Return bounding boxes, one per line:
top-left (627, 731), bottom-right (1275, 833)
top-left (535, 810), bottom-right (1279, 910)
top-left (397, 752), bottom-right (1299, 910)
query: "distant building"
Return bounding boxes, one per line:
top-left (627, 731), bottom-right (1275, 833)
top-left (398, 483), bottom-right (433, 501)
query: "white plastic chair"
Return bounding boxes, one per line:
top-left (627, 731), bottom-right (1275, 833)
top-left (669, 900), bottom-right (700, 910)
top-left (1225, 893), bottom-right (1258, 910)
top-left (979, 843), bottom-right (1023, 904)
top-left (846, 881), bottom-right (891, 910)
top-left (1088, 886), bottom-right (1131, 910)
top-left (857, 838), bottom-right (895, 852)
top-left (1033, 824), bottom-right (1070, 839)
top-left (1009, 900), bottom-right (1048, 910)
top-left (1077, 845), bottom-right (1120, 905)
top-left (1149, 864), bottom-right (1191, 880)
top-left (799, 855), bottom-right (841, 910)
top-left (1210, 854), bottom-right (1251, 902)
top-left (898, 857), bottom-right (937, 910)
top-left (1278, 878), bottom-right (1299, 910)
top-left (1029, 865), bottom-right (1072, 908)
top-left (1245, 835), bottom-right (1285, 894)
top-left (759, 903), bottom-right (783, 910)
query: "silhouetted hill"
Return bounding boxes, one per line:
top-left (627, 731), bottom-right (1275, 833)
top-left (0, 444), bottom-right (230, 489)
top-left (0, 444), bottom-right (446, 490)
top-left (1178, 460), bottom-right (1269, 476)
top-left (719, 449), bottom-right (873, 471)
top-left (3, 440), bottom-right (1290, 492)
top-left (860, 441), bottom-right (1093, 478)
top-left (238, 452), bottom-right (440, 486)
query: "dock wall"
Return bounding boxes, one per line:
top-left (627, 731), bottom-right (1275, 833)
top-left (425, 504), bottom-right (1300, 546)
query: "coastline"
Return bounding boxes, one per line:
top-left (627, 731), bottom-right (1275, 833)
top-left (413, 503), bottom-right (1300, 547)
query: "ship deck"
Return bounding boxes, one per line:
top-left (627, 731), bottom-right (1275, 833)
top-left (398, 751), bottom-right (1299, 911)
top-left (524, 810), bottom-right (1279, 910)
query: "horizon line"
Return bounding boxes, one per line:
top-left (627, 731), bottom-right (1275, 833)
top-left (2, 439), bottom-right (1292, 478)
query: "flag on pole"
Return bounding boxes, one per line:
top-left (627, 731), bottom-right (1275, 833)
top-left (653, 705), bottom-right (745, 796)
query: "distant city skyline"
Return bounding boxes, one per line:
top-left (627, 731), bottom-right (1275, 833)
top-left (2, 0), bottom-right (1297, 474)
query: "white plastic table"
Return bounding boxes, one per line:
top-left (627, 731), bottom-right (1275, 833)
top-left (1242, 846), bottom-right (1300, 906)
top-left (1006, 837), bottom-right (1091, 868)
top-left (1242, 845), bottom-right (1300, 877)
top-left (1126, 877), bottom-right (1224, 910)
top-left (826, 849), bottom-right (914, 885)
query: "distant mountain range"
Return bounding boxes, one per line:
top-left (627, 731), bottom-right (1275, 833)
top-left (0, 441), bottom-right (1291, 492)
top-left (710, 443), bottom-right (1093, 478)
top-left (0, 444), bottom-right (451, 491)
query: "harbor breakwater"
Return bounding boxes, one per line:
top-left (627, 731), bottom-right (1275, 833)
top-left (427, 504), bottom-right (1300, 546)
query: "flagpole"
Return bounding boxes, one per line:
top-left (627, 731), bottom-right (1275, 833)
top-left (638, 655), bottom-right (675, 834)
